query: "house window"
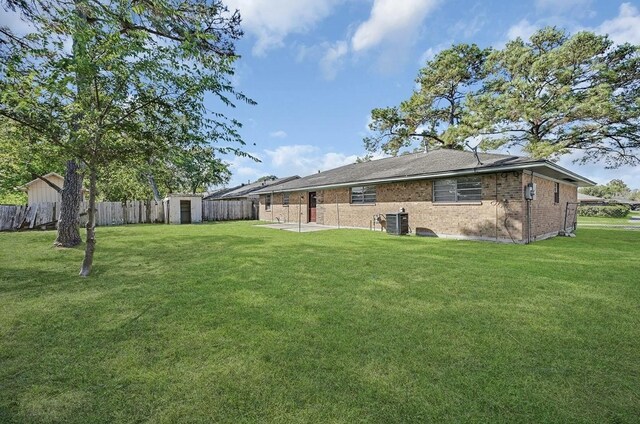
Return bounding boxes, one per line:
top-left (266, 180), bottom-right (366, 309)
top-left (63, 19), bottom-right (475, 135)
top-left (554, 182), bottom-right (560, 204)
top-left (283, 193), bottom-right (289, 206)
top-left (265, 194), bottom-right (271, 211)
top-left (351, 186), bottom-right (376, 204)
top-left (433, 176), bottom-right (482, 202)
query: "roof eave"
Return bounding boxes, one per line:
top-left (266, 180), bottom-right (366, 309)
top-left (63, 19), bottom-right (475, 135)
top-left (255, 161), bottom-right (594, 193)
top-left (538, 160), bottom-right (596, 186)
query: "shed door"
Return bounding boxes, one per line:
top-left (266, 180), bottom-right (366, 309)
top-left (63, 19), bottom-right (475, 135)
top-left (308, 192), bottom-right (316, 223)
top-left (180, 200), bottom-right (191, 224)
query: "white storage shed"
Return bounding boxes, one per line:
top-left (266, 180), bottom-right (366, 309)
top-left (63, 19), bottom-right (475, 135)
top-left (163, 194), bottom-right (202, 224)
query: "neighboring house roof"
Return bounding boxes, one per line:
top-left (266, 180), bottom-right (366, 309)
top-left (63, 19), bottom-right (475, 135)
top-left (203, 186), bottom-right (241, 199)
top-left (254, 149), bottom-right (595, 194)
top-left (578, 193), bottom-right (606, 202)
top-left (609, 196), bottom-right (640, 205)
top-left (578, 193), bottom-right (607, 203)
top-left (204, 176), bottom-right (300, 200)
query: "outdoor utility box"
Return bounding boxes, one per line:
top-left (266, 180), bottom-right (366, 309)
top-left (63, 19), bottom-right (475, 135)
top-left (386, 212), bottom-right (409, 235)
top-left (524, 182), bottom-right (537, 200)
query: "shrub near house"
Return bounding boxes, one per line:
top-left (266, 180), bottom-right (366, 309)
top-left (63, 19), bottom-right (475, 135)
top-left (578, 204), bottom-right (630, 218)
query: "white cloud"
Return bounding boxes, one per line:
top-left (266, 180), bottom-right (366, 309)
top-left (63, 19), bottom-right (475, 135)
top-left (225, 0), bottom-right (342, 55)
top-left (265, 144), bottom-right (358, 176)
top-left (351, 0), bottom-right (440, 52)
top-left (269, 130), bottom-right (288, 138)
top-left (266, 145), bottom-right (317, 168)
top-left (226, 153), bottom-right (264, 182)
top-left (320, 40), bottom-right (349, 80)
top-left (319, 152), bottom-right (360, 170)
top-left (596, 3), bottom-right (640, 45)
top-left (506, 19), bottom-right (539, 41)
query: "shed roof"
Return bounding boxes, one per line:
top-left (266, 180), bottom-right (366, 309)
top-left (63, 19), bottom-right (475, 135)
top-left (254, 149), bottom-right (595, 194)
top-left (164, 193), bottom-right (203, 199)
top-left (21, 172), bottom-right (64, 188)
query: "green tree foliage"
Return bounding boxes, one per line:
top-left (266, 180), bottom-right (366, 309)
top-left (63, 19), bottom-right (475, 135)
top-left (577, 204), bottom-right (630, 218)
top-left (0, 0), bottom-right (254, 275)
top-left (467, 28), bottom-right (639, 167)
top-left (99, 147), bottom-right (231, 202)
top-left (580, 179), bottom-right (632, 198)
top-left (256, 175), bottom-right (278, 182)
top-left (365, 44), bottom-right (490, 155)
top-left (364, 28), bottom-right (639, 168)
top-left (0, 118), bottom-right (65, 203)
top-left (160, 146), bottom-right (231, 194)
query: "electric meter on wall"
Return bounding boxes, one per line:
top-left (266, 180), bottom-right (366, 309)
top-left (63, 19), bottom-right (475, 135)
top-left (524, 182), bottom-right (537, 200)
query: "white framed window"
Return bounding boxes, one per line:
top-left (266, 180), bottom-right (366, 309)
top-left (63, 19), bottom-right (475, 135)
top-left (283, 193), bottom-right (289, 206)
top-left (351, 186), bottom-right (376, 204)
top-left (265, 193), bottom-right (271, 211)
top-left (433, 176), bottom-right (482, 202)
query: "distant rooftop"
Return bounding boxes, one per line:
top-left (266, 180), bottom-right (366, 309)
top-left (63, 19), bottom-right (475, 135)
top-left (204, 176), bottom-right (300, 200)
top-left (577, 193), bottom-right (605, 202)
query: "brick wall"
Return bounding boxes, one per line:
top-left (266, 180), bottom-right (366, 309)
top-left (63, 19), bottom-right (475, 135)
top-left (259, 191), bottom-right (308, 223)
top-left (522, 173), bottom-right (578, 241)
top-left (258, 171), bottom-right (578, 243)
top-left (314, 173), bottom-right (524, 241)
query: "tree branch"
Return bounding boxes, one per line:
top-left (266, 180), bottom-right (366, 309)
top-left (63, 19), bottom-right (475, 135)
top-left (33, 174), bottom-right (62, 192)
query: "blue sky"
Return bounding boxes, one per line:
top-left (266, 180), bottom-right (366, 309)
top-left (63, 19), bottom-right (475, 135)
top-left (219, 0), bottom-right (640, 188)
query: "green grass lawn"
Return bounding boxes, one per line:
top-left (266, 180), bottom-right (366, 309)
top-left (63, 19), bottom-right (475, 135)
top-left (1, 222), bottom-right (638, 423)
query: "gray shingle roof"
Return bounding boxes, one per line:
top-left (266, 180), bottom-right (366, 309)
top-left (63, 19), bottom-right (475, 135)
top-left (204, 175), bottom-right (300, 200)
top-left (253, 149), bottom-right (595, 193)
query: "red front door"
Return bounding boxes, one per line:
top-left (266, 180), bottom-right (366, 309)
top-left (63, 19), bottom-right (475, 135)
top-left (308, 192), bottom-right (317, 222)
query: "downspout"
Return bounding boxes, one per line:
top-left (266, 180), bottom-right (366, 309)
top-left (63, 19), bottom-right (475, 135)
top-left (495, 174), bottom-right (498, 241)
top-left (298, 193), bottom-right (302, 233)
top-left (525, 171), bottom-right (534, 244)
top-left (336, 192), bottom-right (340, 229)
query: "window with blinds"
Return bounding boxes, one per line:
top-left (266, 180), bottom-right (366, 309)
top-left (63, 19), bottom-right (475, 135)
top-left (350, 186), bottom-right (376, 204)
top-left (433, 177), bottom-right (482, 202)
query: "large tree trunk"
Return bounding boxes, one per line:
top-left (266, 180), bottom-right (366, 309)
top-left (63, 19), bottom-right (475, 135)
top-left (79, 167), bottom-right (97, 277)
top-left (54, 160), bottom-right (83, 247)
top-left (56, 0), bottom-right (90, 248)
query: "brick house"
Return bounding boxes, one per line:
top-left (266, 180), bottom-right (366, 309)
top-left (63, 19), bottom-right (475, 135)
top-left (254, 149), bottom-right (595, 243)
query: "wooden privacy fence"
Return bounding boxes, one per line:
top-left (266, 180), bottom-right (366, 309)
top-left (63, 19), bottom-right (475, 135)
top-left (78, 201), bottom-right (165, 227)
top-left (202, 199), bottom-right (256, 221)
top-left (0, 202), bottom-right (58, 231)
top-left (0, 200), bottom-right (164, 231)
top-left (0, 199), bottom-right (256, 231)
